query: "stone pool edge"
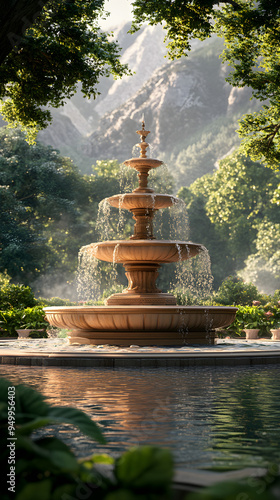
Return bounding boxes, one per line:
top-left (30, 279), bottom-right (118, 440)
top-left (1, 349), bottom-right (280, 367)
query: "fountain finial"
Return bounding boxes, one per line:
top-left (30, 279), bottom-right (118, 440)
top-left (136, 117), bottom-right (150, 158)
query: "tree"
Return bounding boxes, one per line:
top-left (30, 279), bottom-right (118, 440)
top-left (0, 128), bottom-right (92, 285)
top-left (240, 221), bottom-right (280, 294)
top-left (131, 0), bottom-right (280, 170)
top-left (131, 0), bottom-right (239, 59)
top-left (0, 0), bottom-right (129, 141)
top-left (0, 0), bottom-right (49, 64)
top-left (215, 1), bottom-right (280, 170)
top-left (178, 152), bottom-right (280, 288)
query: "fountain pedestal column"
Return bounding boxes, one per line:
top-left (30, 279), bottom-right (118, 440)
top-left (130, 208), bottom-right (156, 240)
top-left (106, 262), bottom-right (177, 305)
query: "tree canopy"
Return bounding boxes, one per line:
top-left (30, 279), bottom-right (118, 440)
top-left (131, 0), bottom-right (280, 170)
top-left (0, 0), bottom-right (129, 141)
top-left (0, 0), bottom-right (50, 64)
top-left (178, 152), bottom-right (280, 291)
top-left (0, 128), bottom-right (91, 285)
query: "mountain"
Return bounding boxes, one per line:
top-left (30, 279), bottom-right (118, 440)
top-left (38, 23), bottom-right (167, 172)
top-left (37, 26), bottom-right (260, 187)
top-left (94, 24), bottom-right (167, 116)
top-left (85, 36), bottom-right (260, 187)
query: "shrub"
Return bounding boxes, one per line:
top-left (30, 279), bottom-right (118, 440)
top-left (0, 306), bottom-right (49, 336)
top-left (0, 309), bottom-right (22, 336)
top-left (172, 289), bottom-right (201, 305)
top-left (0, 271), bottom-right (10, 287)
top-left (16, 306), bottom-right (49, 330)
top-left (0, 283), bottom-right (36, 310)
top-left (215, 276), bottom-right (262, 306)
top-left (38, 296), bottom-right (78, 307)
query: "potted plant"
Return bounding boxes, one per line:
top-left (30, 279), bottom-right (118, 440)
top-left (243, 326), bottom-right (260, 340)
top-left (233, 305), bottom-right (266, 339)
top-left (271, 321), bottom-right (280, 340)
top-left (16, 306), bottom-right (49, 339)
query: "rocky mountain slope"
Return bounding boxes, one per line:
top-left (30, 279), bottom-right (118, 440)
top-left (85, 36), bottom-right (260, 186)
top-left (37, 25), bottom-right (260, 187)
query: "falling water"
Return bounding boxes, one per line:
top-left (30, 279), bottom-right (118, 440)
top-left (116, 194), bottom-right (126, 237)
top-left (78, 156), bottom-right (213, 305)
top-left (174, 246), bottom-right (214, 301)
top-left (96, 198), bottom-right (116, 241)
top-left (76, 246), bottom-right (101, 302)
top-left (153, 198), bottom-right (190, 241)
top-left (119, 162), bottom-right (138, 193)
top-left (95, 164), bottom-right (137, 241)
top-left (77, 244), bottom-right (126, 303)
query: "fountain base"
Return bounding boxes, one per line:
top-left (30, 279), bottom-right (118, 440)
top-left (44, 305), bottom-right (237, 347)
top-left (68, 330), bottom-right (216, 345)
top-left (105, 292), bottom-right (176, 305)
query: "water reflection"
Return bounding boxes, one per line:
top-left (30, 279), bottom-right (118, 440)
top-left (1, 364), bottom-right (280, 470)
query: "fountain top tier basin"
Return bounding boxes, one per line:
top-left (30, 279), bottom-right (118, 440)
top-left (82, 240), bottom-right (204, 264)
top-left (107, 193), bottom-right (179, 210)
top-left (124, 157), bottom-right (163, 172)
top-left (122, 157), bottom-right (163, 193)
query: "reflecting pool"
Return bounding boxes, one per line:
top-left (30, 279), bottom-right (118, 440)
top-left (1, 364), bottom-right (280, 470)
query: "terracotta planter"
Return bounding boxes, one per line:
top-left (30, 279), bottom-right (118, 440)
top-left (271, 329), bottom-right (280, 341)
top-left (244, 329), bottom-right (260, 340)
top-left (16, 329), bottom-right (33, 339)
top-left (16, 329), bottom-right (45, 339)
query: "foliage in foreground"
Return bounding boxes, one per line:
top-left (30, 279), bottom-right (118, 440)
top-left (0, 377), bottom-right (173, 500)
top-left (1, 377), bottom-right (280, 499)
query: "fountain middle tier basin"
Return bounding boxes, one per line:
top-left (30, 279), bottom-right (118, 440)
top-left (83, 240), bottom-right (203, 264)
top-left (107, 193), bottom-right (179, 210)
top-left (44, 305), bottom-right (238, 346)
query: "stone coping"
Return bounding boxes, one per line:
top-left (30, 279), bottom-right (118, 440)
top-left (90, 462), bottom-right (269, 495)
top-left (172, 466), bottom-right (268, 495)
top-left (1, 339), bottom-right (280, 367)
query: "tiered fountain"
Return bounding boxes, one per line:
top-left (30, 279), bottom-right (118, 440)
top-left (44, 123), bottom-right (237, 345)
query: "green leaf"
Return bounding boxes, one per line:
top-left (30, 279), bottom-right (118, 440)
top-left (16, 435), bottom-right (78, 472)
top-left (104, 490), bottom-right (141, 500)
top-left (49, 450), bottom-right (78, 472)
top-left (52, 484), bottom-right (77, 500)
top-left (115, 446), bottom-right (173, 492)
top-left (81, 453), bottom-right (115, 466)
top-left (15, 383), bottom-right (49, 417)
top-left (48, 406), bottom-right (106, 444)
top-left (16, 417), bottom-right (52, 435)
top-left (16, 480), bottom-right (52, 500)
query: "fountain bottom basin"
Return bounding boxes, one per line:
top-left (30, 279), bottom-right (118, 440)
top-left (44, 305), bottom-right (237, 346)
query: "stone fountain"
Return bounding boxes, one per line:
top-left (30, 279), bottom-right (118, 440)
top-left (44, 123), bottom-right (237, 345)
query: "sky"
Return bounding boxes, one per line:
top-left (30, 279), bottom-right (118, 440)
top-left (100, 0), bottom-right (133, 29)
